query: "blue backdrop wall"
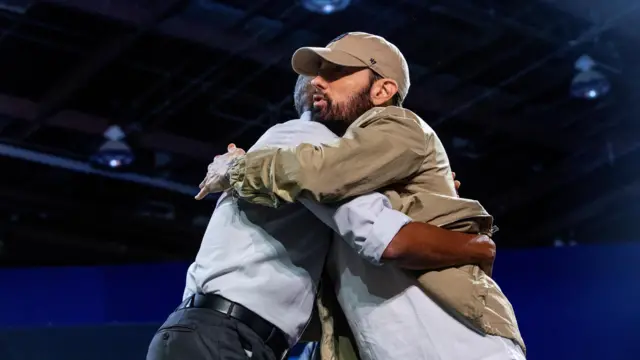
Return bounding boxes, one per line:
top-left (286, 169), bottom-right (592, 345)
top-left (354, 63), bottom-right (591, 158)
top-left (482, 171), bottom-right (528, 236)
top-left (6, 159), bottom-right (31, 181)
top-left (1, 243), bottom-right (638, 360)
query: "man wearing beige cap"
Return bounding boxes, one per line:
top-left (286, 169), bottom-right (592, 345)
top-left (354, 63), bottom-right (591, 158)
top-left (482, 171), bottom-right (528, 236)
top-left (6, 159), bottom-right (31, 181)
top-left (199, 32), bottom-right (526, 359)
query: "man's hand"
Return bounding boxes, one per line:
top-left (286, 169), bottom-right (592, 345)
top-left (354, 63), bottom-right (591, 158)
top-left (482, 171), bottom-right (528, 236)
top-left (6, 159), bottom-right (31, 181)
top-left (474, 235), bottom-right (496, 277)
top-left (450, 172), bottom-right (496, 275)
top-left (382, 222), bottom-right (496, 276)
top-left (452, 172), bottom-right (461, 196)
top-left (195, 143), bottom-right (245, 200)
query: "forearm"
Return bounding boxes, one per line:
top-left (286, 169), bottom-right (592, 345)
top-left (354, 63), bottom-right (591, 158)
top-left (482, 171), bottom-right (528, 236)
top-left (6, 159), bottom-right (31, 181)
top-left (382, 222), bottom-right (495, 270)
top-left (230, 115), bottom-right (427, 205)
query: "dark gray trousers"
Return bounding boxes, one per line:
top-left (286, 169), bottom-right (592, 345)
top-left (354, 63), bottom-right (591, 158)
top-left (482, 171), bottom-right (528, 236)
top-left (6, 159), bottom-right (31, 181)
top-left (146, 307), bottom-right (277, 360)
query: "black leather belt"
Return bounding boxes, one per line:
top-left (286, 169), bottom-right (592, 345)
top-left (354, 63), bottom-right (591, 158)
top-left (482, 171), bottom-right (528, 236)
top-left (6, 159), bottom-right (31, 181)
top-left (177, 294), bottom-right (289, 360)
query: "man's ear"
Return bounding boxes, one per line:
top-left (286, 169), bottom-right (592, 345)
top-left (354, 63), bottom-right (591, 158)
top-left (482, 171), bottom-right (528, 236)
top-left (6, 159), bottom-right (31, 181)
top-left (370, 78), bottom-right (399, 106)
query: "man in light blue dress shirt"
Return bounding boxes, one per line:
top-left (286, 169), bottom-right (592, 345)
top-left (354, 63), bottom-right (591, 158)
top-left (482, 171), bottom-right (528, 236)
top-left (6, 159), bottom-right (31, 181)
top-left (146, 62), bottom-right (497, 360)
top-left (146, 107), bottom-right (441, 360)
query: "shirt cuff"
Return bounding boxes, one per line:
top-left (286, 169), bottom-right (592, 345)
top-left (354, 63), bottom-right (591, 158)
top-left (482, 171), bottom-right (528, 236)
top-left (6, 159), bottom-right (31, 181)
top-left (228, 155), bottom-right (246, 191)
top-left (228, 154), bottom-right (282, 208)
top-left (363, 207), bottom-right (412, 265)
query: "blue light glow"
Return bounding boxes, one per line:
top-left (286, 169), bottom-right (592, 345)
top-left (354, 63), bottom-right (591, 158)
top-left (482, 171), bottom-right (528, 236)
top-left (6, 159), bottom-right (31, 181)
top-left (300, 0), bottom-right (351, 14)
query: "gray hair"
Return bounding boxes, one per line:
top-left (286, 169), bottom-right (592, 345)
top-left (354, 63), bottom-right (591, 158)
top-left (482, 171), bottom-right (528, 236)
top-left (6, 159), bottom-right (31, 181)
top-left (293, 75), bottom-right (314, 117)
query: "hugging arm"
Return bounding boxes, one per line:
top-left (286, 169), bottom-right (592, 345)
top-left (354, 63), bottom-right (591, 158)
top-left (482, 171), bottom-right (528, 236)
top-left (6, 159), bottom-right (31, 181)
top-left (227, 114), bottom-right (427, 206)
top-left (301, 193), bottom-right (495, 271)
top-left (208, 120), bottom-right (494, 271)
top-left (240, 120), bottom-right (495, 270)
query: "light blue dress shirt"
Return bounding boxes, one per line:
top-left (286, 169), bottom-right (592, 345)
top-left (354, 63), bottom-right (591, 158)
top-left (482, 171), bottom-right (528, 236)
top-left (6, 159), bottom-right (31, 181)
top-left (183, 113), bottom-right (411, 346)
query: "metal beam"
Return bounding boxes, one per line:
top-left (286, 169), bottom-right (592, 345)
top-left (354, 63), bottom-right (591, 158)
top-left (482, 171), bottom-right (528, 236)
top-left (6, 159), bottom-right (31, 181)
top-left (431, 0), bottom-right (640, 127)
top-left (2, 0), bottom-right (605, 152)
top-left (140, 2), bottom-right (309, 129)
top-left (0, 182), bottom-right (209, 241)
top-left (405, 84), bottom-right (569, 150)
top-left (488, 56), bottom-right (640, 215)
top-left (0, 93), bottom-right (218, 160)
top-left (488, 127), bottom-right (640, 216)
top-left (39, 0), bottom-right (539, 139)
top-left (0, 142), bottom-right (201, 197)
top-left (18, 0), bottom-right (190, 139)
top-left (528, 178), bottom-right (640, 239)
top-left (420, 0), bottom-right (582, 47)
top-left (539, 0), bottom-right (640, 41)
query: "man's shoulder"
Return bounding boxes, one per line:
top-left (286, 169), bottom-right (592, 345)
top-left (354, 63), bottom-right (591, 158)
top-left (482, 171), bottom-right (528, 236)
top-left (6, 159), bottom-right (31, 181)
top-left (354, 106), bottom-right (435, 136)
top-left (258, 119), bottom-right (325, 137)
top-left (277, 119), bottom-right (338, 138)
top-left (378, 105), bottom-right (419, 119)
top-left (250, 118), bottom-right (338, 151)
top-left (275, 119), bottom-right (330, 131)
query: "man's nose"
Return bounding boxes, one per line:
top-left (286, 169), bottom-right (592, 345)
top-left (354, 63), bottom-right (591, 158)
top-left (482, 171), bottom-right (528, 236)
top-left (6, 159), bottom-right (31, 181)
top-left (310, 75), bottom-right (328, 91)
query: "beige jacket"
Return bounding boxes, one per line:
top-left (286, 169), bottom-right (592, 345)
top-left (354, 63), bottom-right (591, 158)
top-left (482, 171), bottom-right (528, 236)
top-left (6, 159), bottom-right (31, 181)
top-left (228, 106), bottom-right (525, 358)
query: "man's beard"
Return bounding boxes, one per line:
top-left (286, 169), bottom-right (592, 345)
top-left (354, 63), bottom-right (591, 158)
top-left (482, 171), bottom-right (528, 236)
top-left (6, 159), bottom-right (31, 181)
top-left (311, 85), bottom-right (374, 136)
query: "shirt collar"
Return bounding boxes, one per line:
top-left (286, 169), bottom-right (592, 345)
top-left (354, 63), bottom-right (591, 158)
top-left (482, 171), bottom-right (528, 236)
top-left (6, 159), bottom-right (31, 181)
top-left (300, 111), bottom-right (312, 122)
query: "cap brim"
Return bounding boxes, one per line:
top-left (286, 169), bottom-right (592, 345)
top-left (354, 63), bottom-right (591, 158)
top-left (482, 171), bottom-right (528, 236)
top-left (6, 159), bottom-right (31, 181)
top-left (291, 47), bottom-right (368, 76)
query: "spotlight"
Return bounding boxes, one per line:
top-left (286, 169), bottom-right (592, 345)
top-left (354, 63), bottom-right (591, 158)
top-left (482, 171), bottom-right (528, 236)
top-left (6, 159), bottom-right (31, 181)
top-left (300, 0), bottom-right (351, 14)
top-left (90, 125), bottom-right (135, 170)
top-left (570, 54), bottom-right (610, 100)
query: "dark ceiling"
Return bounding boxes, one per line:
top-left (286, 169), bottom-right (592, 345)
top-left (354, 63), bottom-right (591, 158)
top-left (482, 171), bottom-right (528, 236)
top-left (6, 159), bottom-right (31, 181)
top-left (0, 0), bottom-right (638, 266)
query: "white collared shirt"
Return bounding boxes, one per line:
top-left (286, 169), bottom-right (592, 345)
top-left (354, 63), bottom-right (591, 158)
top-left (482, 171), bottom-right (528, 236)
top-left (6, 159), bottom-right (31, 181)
top-left (326, 237), bottom-right (525, 360)
top-left (184, 112), bottom-right (411, 345)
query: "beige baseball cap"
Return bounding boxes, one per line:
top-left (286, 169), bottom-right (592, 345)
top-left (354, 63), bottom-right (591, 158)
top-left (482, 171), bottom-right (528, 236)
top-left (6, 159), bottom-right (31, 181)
top-left (291, 32), bottom-right (410, 100)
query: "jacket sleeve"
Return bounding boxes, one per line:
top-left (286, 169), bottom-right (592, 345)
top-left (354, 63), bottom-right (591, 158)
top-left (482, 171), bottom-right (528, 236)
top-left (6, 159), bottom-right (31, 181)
top-left (228, 114), bottom-right (428, 205)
